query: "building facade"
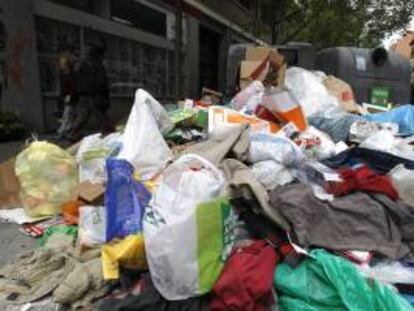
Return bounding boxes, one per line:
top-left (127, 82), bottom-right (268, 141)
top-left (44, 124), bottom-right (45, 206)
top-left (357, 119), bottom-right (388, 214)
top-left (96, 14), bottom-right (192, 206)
top-left (0, 0), bottom-right (267, 133)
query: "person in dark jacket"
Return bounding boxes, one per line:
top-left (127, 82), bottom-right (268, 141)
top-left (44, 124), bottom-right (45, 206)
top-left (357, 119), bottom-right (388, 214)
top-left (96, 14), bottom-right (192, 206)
top-left (56, 53), bottom-right (77, 138)
top-left (69, 45), bottom-right (113, 141)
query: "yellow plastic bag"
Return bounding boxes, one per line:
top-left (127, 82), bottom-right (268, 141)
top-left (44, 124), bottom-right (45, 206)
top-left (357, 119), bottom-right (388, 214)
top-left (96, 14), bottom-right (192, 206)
top-left (15, 141), bottom-right (79, 217)
top-left (101, 234), bottom-right (147, 280)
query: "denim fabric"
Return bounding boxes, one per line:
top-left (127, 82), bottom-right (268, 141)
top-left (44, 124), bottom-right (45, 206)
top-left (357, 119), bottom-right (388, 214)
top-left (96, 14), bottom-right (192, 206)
top-left (308, 114), bottom-right (362, 142)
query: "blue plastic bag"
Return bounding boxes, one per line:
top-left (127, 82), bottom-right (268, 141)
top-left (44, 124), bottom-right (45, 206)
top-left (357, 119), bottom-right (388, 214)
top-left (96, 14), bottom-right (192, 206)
top-left (105, 158), bottom-right (151, 242)
top-left (364, 105), bottom-right (414, 136)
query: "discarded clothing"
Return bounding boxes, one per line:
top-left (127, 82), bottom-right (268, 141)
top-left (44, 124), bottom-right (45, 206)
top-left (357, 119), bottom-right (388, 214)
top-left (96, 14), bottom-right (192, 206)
top-left (275, 249), bottom-right (413, 311)
top-left (211, 240), bottom-right (277, 311)
top-left (183, 124), bottom-right (249, 167)
top-left (269, 184), bottom-right (409, 260)
top-left (321, 147), bottom-right (414, 174)
top-left (326, 165), bottom-right (399, 200)
top-left (232, 201), bottom-right (303, 268)
top-left (221, 158), bottom-right (290, 231)
top-left (98, 273), bottom-right (210, 311)
top-left (308, 114), bottom-right (362, 142)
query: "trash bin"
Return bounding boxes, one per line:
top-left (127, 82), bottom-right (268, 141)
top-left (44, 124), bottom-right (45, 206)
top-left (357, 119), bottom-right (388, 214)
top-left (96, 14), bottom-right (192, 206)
top-left (316, 47), bottom-right (411, 105)
top-left (276, 42), bottom-right (316, 70)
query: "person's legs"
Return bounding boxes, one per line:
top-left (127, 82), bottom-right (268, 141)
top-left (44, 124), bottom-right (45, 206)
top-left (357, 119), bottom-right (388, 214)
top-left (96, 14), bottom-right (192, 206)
top-left (69, 96), bottom-right (92, 141)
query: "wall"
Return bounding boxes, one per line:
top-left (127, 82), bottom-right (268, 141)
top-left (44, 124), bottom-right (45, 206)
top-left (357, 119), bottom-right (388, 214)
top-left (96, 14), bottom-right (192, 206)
top-left (0, 0), bottom-right (44, 132)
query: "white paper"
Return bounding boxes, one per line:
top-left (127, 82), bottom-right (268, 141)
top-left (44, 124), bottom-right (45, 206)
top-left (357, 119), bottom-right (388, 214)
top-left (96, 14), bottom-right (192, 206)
top-left (0, 208), bottom-right (51, 224)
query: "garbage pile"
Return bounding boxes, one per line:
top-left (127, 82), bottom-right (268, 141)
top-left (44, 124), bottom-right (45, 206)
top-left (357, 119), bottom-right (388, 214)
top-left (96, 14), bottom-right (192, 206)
top-left (2, 49), bottom-right (414, 311)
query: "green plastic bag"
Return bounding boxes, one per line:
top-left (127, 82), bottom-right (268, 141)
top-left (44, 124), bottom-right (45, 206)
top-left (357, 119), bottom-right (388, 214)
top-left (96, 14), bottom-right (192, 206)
top-left (275, 249), bottom-right (413, 311)
top-left (15, 141), bottom-right (79, 217)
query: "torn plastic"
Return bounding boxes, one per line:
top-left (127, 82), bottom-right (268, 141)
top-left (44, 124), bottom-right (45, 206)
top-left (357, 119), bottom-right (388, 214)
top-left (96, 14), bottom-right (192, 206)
top-left (294, 126), bottom-right (336, 160)
top-left (358, 261), bottom-right (414, 285)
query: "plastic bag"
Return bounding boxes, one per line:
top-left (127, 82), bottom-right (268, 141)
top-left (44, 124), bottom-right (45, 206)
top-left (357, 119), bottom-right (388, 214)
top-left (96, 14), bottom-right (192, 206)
top-left (360, 130), bottom-right (413, 160)
top-left (285, 67), bottom-right (345, 118)
top-left (78, 206), bottom-right (106, 247)
top-left (294, 126), bottom-right (336, 159)
top-left (143, 154), bottom-right (235, 300)
top-left (15, 141), bottom-right (79, 217)
top-left (102, 234), bottom-right (147, 280)
top-left (248, 132), bottom-right (303, 165)
top-left (275, 249), bottom-right (412, 311)
top-left (349, 120), bottom-right (399, 143)
top-left (251, 160), bottom-right (295, 190)
top-left (76, 132), bottom-right (122, 184)
top-left (118, 89), bottom-right (172, 180)
top-left (358, 261), bottom-right (414, 285)
top-left (389, 164), bottom-right (414, 207)
top-left (231, 80), bottom-right (264, 112)
top-left (105, 158), bottom-right (151, 242)
top-left (364, 105), bottom-right (414, 136)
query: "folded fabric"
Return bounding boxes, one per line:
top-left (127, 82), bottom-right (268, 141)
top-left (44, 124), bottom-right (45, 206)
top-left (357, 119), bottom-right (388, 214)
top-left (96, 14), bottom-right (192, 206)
top-left (211, 240), bottom-right (277, 311)
top-left (321, 147), bottom-right (414, 174)
top-left (275, 249), bottom-right (412, 311)
top-left (326, 165), bottom-right (399, 200)
top-left (269, 183), bottom-right (410, 260)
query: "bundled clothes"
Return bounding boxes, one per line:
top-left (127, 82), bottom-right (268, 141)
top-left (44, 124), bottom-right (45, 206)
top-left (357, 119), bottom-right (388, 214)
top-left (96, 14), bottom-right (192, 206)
top-left (269, 183), bottom-right (414, 261)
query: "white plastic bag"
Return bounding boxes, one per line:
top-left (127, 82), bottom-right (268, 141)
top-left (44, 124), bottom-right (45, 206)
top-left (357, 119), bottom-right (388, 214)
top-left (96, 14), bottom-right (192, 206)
top-left (358, 261), bottom-right (414, 285)
top-left (76, 133), bottom-right (121, 184)
top-left (360, 130), bottom-right (413, 160)
top-left (78, 206), bottom-right (106, 247)
top-left (251, 160), bottom-right (294, 190)
top-left (285, 67), bottom-right (344, 118)
top-left (118, 89), bottom-right (173, 180)
top-left (389, 164), bottom-right (414, 207)
top-left (143, 154), bottom-right (234, 300)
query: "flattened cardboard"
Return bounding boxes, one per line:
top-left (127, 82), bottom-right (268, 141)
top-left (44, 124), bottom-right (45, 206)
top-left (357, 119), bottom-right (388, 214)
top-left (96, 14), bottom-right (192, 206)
top-left (246, 46), bottom-right (274, 61)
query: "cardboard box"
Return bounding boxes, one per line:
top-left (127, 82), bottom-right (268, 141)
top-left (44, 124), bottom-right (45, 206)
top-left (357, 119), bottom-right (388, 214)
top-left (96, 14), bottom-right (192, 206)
top-left (239, 60), bottom-right (269, 90)
top-left (246, 46), bottom-right (274, 61)
top-left (78, 181), bottom-right (105, 204)
top-left (0, 159), bottom-right (21, 208)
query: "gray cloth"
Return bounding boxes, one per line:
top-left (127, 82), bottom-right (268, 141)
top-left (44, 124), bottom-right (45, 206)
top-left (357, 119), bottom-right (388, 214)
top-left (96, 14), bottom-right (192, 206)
top-left (182, 124), bottom-right (249, 166)
top-left (269, 183), bottom-right (410, 260)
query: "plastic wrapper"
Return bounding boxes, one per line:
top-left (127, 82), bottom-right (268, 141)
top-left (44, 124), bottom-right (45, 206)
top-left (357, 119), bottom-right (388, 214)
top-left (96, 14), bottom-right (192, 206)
top-left (78, 206), bottom-right (106, 247)
top-left (285, 67), bottom-right (345, 118)
top-left (15, 141), bottom-right (79, 217)
top-left (275, 249), bottom-right (412, 311)
top-left (364, 105), bottom-right (414, 136)
top-left (251, 160), bottom-right (295, 190)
